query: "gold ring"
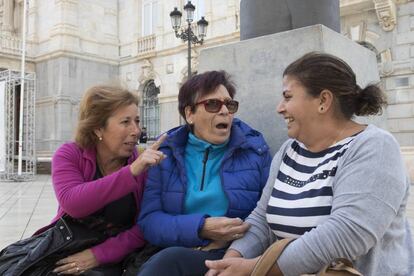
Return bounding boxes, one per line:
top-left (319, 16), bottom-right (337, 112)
top-left (233, 233), bottom-right (240, 239)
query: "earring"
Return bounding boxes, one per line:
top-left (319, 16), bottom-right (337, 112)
top-left (188, 121), bottom-right (193, 124)
top-left (98, 137), bottom-right (102, 141)
top-left (319, 106), bottom-right (324, 112)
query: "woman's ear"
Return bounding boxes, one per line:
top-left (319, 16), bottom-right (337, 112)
top-left (94, 128), bottom-right (103, 139)
top-left (184, 106), bottom-right (194, 124)
top-left (318, 89), bottom-right (334, 113)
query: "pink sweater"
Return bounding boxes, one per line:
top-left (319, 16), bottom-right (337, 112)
top-left (48, 142), bottom-right (146, 264)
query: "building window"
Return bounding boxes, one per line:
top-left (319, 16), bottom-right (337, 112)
top-left (141, 80), bottom-right (160, 140)
top-left (394, 77), bottom-right (409, 88)
top-left (142, 0), bottom-right (159, 36)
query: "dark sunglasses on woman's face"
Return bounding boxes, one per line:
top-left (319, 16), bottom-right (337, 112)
top-left (194, 98), bottom-right (239, 114)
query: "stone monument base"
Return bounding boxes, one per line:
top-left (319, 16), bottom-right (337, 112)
top-left (198, 24), bottom-right (387, 154)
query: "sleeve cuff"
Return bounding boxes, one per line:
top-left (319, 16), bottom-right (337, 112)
top-left (197, 215), bottom-right (211, 246)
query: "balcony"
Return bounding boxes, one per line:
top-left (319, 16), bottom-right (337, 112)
top-left (0, 34), bottom-right (22, 55)
top-left (137, 34), bottom-right (156, 57)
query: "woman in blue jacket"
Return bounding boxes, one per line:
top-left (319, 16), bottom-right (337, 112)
top-left (137, 70), bottom-right (272, 275)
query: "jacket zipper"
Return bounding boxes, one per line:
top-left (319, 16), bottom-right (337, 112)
top-left (200, 147), bottom-right (210, 191)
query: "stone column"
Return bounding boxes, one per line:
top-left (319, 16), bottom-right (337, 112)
top-left (240, 0), bottom-right (340, 40)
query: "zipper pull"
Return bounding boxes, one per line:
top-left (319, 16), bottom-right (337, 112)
top-left (200, 147), bottom-right (210, 191)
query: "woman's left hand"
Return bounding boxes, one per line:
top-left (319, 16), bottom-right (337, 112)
top-left (53, 249), bottom-right (99, 275)
top-left (205, 257), bottom-right (258, 276)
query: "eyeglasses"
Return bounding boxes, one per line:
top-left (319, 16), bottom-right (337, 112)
top-left (194, 98), bottom-right (239, 114)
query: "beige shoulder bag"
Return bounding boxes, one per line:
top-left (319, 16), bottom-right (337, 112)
top-left (251, 238), bottom-right (363, 276)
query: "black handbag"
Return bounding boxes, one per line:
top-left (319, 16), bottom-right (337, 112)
top-left (0, 215), bottom-right (117, 276)
top-left (121, 244), bottom-right (162, 276)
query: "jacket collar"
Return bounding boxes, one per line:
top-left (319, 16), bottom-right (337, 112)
top-left (187, 132), bottom-right (229, 152)
top-left (163, 118), bottom-right (268, 155)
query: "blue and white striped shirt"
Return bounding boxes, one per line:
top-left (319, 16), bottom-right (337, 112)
top-left (266, 135), bottom-right (357, 239)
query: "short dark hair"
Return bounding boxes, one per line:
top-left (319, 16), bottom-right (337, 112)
top-left (283, 52), bottom-right (387, 119)
top-left (178, 70), bottom-right (236, 119)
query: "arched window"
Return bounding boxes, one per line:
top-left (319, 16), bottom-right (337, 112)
top-left (141, 80), bottom-right (160, 140)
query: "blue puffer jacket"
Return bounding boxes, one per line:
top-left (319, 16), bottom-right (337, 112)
top-left (138, 118), bottom-right (272, 247)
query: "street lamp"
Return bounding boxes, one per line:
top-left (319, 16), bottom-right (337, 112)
top-left (170, 1), bottom-right (208, 78)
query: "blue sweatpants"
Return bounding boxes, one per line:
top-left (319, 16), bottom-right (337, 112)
top-left (137, 247), bottom-right (225, 276)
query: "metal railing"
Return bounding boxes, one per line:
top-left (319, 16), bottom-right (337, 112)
top-left (0, 70), bottom-right (36, 181)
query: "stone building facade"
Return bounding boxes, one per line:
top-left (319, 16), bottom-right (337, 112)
top-left (0, 0), bottom-right (413, 179)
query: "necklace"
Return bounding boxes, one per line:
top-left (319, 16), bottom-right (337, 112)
top-left (96, 156), bottom-right (125, 176)
top-left (96, 160), bottom-right (108, 176)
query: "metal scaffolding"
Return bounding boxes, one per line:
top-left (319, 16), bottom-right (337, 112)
top-left (0, 70), bottom-right (36, 181)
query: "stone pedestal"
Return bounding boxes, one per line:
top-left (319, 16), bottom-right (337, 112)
top-left (198, 24), bottom-right (387, 154)
top-left (240, 0), bottom-right (340, 40)
top-left (35, 57), bottom-right (119, 156)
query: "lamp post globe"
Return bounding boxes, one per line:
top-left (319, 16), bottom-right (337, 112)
top-left (170, 1), bottom-right (208, 78)
top-left (169, 7), bottom-right (182, 30)
top-left (183, 1), bottom-right (196, 22)
top-left (197, 16), bottom-right (208, 40)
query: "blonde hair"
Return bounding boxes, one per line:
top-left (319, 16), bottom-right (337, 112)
top-left (74, 85), bottom-right (139, 149)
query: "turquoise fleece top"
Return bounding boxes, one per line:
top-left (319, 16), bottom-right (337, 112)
top-left (184, 133), bottom-right (229, 216)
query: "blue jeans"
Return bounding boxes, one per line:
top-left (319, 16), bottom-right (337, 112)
top-left (137, 247), bottom-right (225, 276)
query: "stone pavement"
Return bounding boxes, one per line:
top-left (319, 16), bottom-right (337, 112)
top-left (0, 175), bottom-right (413, 250)
top-left (0, 175), bottom-right (57, 249)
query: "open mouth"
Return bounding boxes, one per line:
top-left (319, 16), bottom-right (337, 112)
top-left (216, 123), bottom-right (229, 130)
top-left (284, 117), bottom-right (294, 124)
top-left (124, 142), bottom-right (137, 146)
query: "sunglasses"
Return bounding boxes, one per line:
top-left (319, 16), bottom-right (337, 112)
top-left (194, 98), bottom-right (239, 114)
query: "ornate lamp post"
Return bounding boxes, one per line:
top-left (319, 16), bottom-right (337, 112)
top-left (170, 1), bottom-right (208, 78)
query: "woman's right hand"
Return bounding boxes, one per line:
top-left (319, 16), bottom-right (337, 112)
top-left (130, 134), bottom-right (167, 176)
top-left (205, 256), bottom-right (258, 276)
top-left (200, 217), bottom-right (250, 241)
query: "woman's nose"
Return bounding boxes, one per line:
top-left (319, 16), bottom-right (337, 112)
top-left (131, 122), bottom-right (140, 136)
top-left (276, 101), bottom-right (285, 114)
top-left (218, 103), bottom-right (229, 115)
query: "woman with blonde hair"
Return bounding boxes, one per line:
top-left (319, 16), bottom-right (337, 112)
top-left (0, 85), bottom-right (166, 276)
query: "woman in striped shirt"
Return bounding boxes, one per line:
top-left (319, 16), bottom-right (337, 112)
top-left (205, 52), bottom-right (414, 276)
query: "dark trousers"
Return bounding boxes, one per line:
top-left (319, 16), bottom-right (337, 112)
top-left (137, 247), bottom-right (225, 276)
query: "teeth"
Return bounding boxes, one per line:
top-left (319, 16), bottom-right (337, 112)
top-left (285, 118), bottom-right (293, 124)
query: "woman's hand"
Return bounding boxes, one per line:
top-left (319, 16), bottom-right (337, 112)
top-left (130, 134), bottom-right (167, 176)
top-left (53, 249), bottom-right (99, 275)
top-left (205, 257), bottom-right (258, 276)
top-left (205, 249), bottom-right (243, 276)
top-left (200, 217), bottom-right (250, 241)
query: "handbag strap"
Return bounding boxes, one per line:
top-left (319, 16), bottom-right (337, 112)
top-left (317, 258), bottom-right (363, 276)
top-left (251, 238), bottom-right (295, 276)
top-left (252, 241), bottom-right (363, 276)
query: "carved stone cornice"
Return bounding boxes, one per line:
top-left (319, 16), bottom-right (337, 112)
top-left (340, 0), bottom-right (374, 16)
top-left (373, 0), bottom-right (397, 31)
